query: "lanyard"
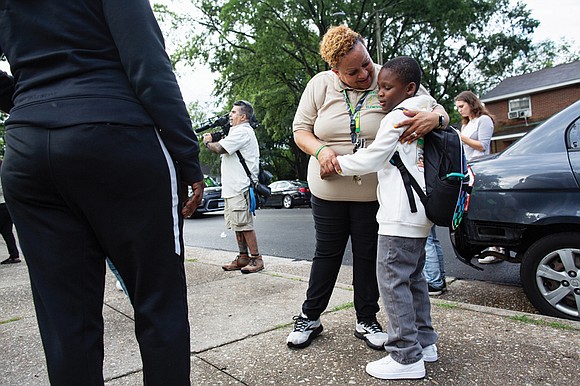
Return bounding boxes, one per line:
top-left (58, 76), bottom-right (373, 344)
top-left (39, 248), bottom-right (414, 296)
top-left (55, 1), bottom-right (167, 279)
top-left (342, 90), bottom-right (370, 151)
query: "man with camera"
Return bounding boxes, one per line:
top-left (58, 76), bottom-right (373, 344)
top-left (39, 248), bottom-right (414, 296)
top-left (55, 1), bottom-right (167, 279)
top-left (203, 100), bottom-right (264, 274)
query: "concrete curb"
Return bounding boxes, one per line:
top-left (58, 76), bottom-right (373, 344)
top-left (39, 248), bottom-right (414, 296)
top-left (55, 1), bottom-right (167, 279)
top-left (1, 244), bottom-right (578, 385)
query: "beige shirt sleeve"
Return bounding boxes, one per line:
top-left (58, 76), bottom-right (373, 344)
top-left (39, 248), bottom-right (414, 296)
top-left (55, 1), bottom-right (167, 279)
top-left (292, 70), bottom-right (385, 202)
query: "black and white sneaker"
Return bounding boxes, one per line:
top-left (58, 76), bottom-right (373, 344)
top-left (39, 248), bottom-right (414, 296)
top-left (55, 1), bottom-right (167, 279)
top-left (354, 320), bottom-right (388, 350)
top-left (286, 313), bottom-right (323, 348)
top-left (428, 283), bottom-right (447, 296)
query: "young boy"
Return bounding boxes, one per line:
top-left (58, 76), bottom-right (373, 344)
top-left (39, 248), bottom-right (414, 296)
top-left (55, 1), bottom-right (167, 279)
top-left (329, 56), bottom-right (438, 380)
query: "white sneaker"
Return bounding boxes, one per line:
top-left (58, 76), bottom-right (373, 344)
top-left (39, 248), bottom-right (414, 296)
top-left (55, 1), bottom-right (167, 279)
top-left (478, 255), bottom-right (501, 264)
top-left (354, 320), bottom-right (388, 350)
top-left (286, 313), bottom-right (323, 348)
top-left (478, 246), bottom-right (505, 264)
top-left (366, 355), bottom-right (425, 380)
top-left (422, 344), bottom-right (438, 362)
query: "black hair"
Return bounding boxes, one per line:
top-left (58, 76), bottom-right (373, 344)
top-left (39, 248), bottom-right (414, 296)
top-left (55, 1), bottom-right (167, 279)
top-left (233, 100), bottom-right (254, 121)
top-left (233, 100), bottom-right (260, 128)
top-left (382, 56), bottom-right (422, 96)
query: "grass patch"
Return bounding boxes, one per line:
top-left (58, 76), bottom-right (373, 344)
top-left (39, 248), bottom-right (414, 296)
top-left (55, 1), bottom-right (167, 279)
top-left (264, 272), bottom-right (304, 282)
top-left (274, 302), bottom-right (354, 329)
top-left (508, 315), bottom-right (574, 330)
top-left (331, 302), bottom-right (354, 312)
top-left (435, 302), bottom-right (459, 309)
top-left (275, 322), bottom-right (294, 330)
top-left (0, 317), bottom-right (22, 325)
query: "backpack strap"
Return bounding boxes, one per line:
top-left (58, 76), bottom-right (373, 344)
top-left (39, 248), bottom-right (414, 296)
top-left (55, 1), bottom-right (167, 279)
top-left (389, 151), bottom-right (427, 213)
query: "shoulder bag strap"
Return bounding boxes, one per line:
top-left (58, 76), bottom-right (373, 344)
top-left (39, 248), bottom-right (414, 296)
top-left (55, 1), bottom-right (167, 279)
top-left (236, 151), bottom-right (256, 184)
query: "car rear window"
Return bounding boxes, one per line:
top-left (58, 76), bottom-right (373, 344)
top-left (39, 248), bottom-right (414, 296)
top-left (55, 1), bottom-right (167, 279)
top-left (503, 111), bottom-right (574, 156)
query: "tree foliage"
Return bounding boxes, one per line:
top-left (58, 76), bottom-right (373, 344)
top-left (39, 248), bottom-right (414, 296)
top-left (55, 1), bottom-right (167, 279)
top-left (0, 112), bottom-right (7, 157)
top-left (158, 0), bottom-right (567, 180)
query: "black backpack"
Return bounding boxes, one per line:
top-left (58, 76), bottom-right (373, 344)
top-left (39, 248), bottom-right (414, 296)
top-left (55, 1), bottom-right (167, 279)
top-left (389, 125), bottom-right (471, 230)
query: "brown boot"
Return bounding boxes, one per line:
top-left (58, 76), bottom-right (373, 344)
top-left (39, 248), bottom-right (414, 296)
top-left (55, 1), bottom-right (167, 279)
top-left (222, 255), bottom-right (250, 271)
top-left (241, 255), bottom-right (264, 274)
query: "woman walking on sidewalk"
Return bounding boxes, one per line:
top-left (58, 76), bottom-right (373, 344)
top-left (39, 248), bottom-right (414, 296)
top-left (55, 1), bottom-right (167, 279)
top-left (0, 160), bottom-right (20, 265)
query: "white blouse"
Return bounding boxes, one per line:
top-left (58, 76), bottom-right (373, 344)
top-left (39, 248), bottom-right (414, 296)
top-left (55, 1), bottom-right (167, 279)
top-left (461, 115), bottom-right (494, 161)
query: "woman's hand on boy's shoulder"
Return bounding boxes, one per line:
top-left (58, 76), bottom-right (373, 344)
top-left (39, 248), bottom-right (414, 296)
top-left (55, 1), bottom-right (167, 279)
top-left (397, 110), bottom-right (439, 143)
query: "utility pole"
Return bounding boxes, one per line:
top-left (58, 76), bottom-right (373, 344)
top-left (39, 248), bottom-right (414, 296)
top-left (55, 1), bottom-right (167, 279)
top-left (374, 9), bottom-right (382, 65)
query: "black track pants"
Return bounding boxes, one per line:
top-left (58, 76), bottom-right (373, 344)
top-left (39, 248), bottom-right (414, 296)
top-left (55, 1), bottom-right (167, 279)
top-left (0, 203), bottom-right (19, 257)
top-left (302, 195), bottom-right (380, 322)
top-left (1, 124), bottom-right (191, 386)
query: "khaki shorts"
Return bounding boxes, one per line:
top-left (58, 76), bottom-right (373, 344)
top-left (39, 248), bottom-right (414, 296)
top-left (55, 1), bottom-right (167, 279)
top-left (224, 190), bottom-right (254, 231)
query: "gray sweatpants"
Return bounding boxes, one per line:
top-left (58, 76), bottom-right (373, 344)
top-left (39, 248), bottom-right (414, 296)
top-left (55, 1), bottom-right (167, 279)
top-left (377, 235), bottom-right (438, 364)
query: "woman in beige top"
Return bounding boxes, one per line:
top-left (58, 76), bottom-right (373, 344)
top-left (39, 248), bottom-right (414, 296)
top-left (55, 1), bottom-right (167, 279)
top-left (286, 25), bottom-right (448, 350)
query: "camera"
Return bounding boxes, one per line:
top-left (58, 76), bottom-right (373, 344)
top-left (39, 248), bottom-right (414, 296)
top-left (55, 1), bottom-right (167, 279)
top-left (195, 112), bottom-right (260, 142)
top-left (195, 114), bottom-right (230, 141)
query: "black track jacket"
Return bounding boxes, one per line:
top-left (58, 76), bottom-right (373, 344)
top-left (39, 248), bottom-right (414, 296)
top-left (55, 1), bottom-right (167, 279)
top-left (0, 0), bottom-right (203, 184)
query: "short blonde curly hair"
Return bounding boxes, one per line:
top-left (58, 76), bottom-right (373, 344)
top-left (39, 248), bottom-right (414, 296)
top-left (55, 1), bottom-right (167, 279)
top-left (320, 25), bottom-right (365, 68)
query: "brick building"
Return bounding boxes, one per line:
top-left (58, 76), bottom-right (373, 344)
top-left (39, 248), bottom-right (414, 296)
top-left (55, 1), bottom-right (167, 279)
top-left (481, 60), bottom-right (580, 153)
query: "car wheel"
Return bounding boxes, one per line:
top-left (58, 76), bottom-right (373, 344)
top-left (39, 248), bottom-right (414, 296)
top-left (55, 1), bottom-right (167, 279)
top-left (282, 195), bottom-right (294, 209)
top-left (520, 232), bottom-right (580, 321)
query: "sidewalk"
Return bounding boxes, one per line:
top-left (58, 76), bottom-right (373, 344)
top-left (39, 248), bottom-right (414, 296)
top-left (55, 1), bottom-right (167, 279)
top-left (1, 245), bottom-right (579, 385)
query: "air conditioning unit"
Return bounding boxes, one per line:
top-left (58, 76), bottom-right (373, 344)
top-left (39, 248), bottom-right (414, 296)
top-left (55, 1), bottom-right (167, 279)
top-left (508, 109), bottom-right (531, 119)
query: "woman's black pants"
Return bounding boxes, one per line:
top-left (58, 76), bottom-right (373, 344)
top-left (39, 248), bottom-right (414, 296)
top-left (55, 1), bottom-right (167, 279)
top-left (302, 195), bottom-right (380, 323)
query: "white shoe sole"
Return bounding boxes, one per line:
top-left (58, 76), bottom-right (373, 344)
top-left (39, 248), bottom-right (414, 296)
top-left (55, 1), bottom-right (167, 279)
top-left (366, 362), bottom-right (425, 380)
top-left (366, 369), bottom-right (426, 380)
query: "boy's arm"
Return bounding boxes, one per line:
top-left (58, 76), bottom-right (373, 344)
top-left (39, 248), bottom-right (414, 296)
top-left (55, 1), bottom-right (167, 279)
top-left (397, 85), bottom-right (448, 143)
top-left (334, 113), bottom-right (404, 176)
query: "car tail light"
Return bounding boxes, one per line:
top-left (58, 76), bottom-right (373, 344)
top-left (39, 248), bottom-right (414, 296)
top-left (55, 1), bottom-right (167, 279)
top-left (465, 165), bottom-right (475, 212)
top-left (299, 187), bottom-right (309, 193)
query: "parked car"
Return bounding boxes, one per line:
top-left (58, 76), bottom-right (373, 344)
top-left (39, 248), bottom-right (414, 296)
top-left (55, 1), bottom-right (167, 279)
top-left (264, 180), bottom-right (311, 209)
top-left (191, 175), bottom-right (224, 216)
top-left (451, 100), bottom-right (580, 321)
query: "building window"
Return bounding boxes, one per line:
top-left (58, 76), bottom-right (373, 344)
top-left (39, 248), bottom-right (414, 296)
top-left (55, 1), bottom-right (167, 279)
top-left (507, 96), bottom-right (532, 119)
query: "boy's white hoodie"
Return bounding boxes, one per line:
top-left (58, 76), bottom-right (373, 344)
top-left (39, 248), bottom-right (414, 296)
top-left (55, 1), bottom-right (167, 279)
top-left (337, 95), bottom-right (436, 238)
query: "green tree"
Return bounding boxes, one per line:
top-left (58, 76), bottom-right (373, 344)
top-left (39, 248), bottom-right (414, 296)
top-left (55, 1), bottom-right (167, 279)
top-left (157, 0), bottom-right (545, 179)
top-left (187, 100), bottom-right (223, 176)
top-left (0, 112), bottom-right (7, 158)
top-left (511, 38), bottom-right (580, 75)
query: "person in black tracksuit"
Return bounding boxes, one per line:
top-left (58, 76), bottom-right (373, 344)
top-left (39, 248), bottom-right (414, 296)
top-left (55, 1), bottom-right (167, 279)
top-left (0, 1), bottom-right (204, 385)
top-left (0, 160), bottom-right (20, 265)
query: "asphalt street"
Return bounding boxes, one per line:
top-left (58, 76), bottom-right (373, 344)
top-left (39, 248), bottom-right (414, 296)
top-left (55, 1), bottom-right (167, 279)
top-left (183, 207), bottom-right (521, 286)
